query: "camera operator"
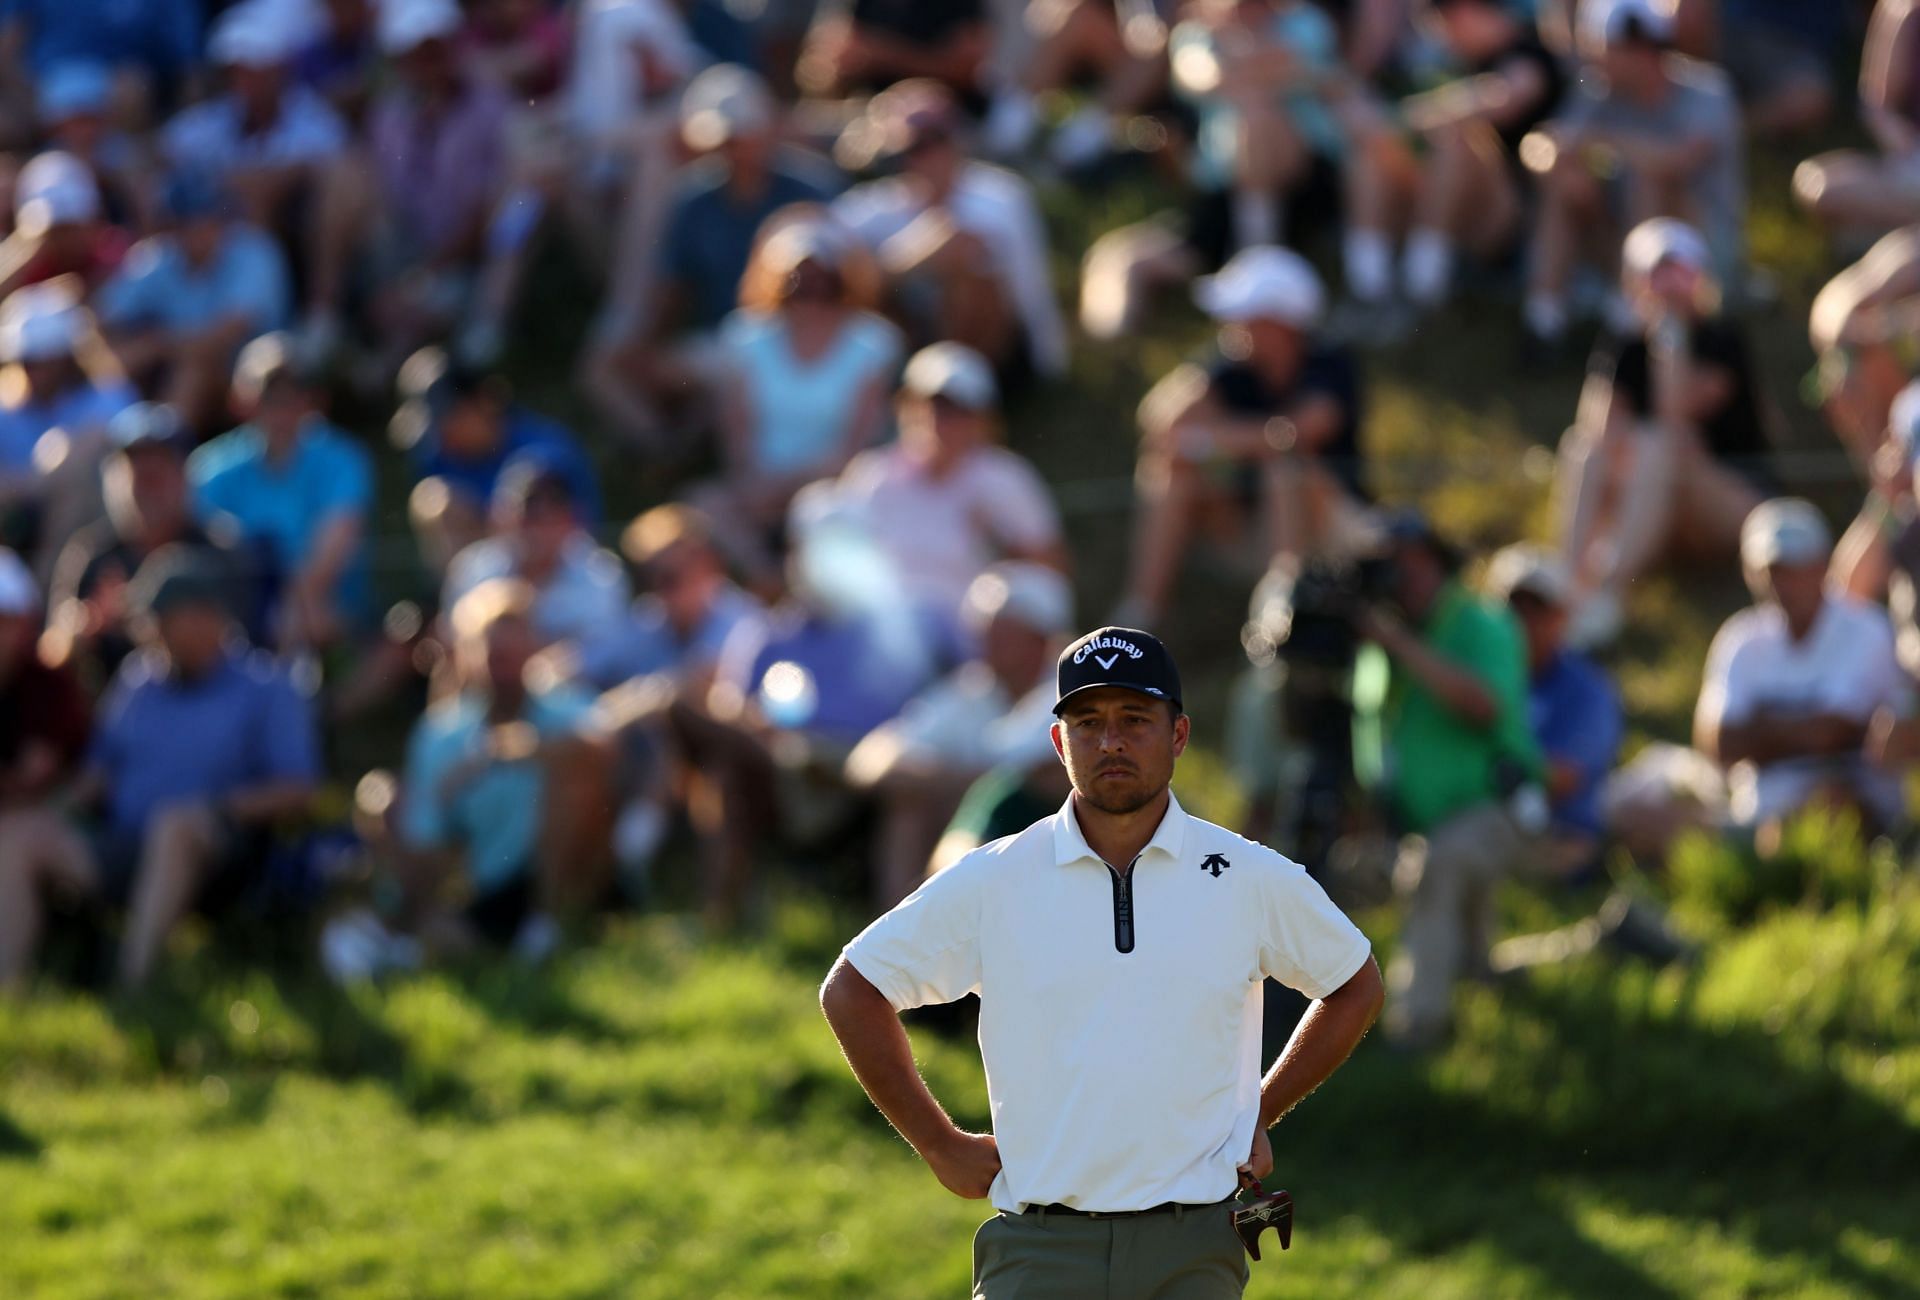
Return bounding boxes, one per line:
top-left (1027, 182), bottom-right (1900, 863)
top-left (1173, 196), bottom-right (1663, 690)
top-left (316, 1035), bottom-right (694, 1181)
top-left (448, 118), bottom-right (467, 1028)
top-left (1350, 512), bottom-right (1545, 1051)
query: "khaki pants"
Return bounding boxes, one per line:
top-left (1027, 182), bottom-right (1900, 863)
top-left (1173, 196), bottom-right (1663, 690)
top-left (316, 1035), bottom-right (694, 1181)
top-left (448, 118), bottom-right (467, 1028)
top-left (1385, 802), bottom-right (1543, 1043)
top-left (972, 1201), bottom-right (1248, 1299)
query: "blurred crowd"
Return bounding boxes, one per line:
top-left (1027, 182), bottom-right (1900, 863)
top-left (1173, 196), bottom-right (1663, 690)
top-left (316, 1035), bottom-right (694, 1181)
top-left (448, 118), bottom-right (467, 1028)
top-left (0, 0), bottom-right (1915, 1049)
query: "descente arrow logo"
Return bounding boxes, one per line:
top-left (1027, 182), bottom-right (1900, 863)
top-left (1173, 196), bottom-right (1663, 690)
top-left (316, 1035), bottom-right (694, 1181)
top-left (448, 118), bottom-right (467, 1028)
top-left (1201, 854), bottom-right (1231, 878)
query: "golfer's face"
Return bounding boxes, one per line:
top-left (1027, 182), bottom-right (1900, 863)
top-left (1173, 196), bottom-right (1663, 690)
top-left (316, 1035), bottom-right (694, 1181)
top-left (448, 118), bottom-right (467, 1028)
top-left (1053, 688), bottom-right (1188, 816)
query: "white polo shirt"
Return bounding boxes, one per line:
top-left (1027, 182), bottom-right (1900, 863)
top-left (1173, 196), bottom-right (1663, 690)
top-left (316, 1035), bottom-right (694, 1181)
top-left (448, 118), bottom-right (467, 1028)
top-left (843, 792), bottom-right (1371, 1214)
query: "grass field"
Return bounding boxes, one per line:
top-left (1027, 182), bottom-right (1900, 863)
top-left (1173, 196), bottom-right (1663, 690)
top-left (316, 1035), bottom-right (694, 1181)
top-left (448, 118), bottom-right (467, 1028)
top-left (5, 132), bottom-right (1920, 1296)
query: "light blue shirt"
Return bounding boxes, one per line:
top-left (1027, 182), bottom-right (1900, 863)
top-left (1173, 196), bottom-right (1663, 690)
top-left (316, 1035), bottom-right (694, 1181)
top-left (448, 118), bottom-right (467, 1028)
top-left (398, 686), bottom-right (594, 891)
top-left (97, 224), bottom-right (291, 337)
top-left (189, 419), bottom-right (373, 615)
top-left (575, 583), bottom-right (763, 690)
top-left (1171, 3), bottom-right (1343, 188)
top-left (442, 534), bottom-right (630, 652)
top-left (717, 309), bottom-right (902, 477)
top-left (161, 85), bottom-right (348, 176)
top-left (0, 380), bottom-right (137, 473)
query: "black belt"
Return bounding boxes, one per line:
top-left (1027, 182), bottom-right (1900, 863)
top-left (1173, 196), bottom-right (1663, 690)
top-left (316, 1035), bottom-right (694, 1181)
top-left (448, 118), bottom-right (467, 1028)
top-left (1023, 1197), bottom-right (1230, 1219)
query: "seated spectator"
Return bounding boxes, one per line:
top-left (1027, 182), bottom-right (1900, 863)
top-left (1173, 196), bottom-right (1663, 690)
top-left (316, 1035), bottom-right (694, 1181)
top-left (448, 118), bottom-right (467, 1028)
top-left (0, 0), bottom-right (201, 129)
top-left (1555, 218), bottom-right (1770, 646)
top-left (1691, 0), bottom-right (1837, 140)
top-left (96, 172), bottom-right (293, 432)
top-left (326, 578), bottom-right (611, 974)
top-left (1341, 0), bottom-right (1565, 311)
top-left (396, 348), bottom-right (600, 576)
top-left (1485, 545), bottom-right (1623, 880)
top-left (161, 2), bottom-right (350, 236)
top-left (443, 455), bottom-right (629, 654)
top-left (846, 561), bottom-right (1071, 907)
top-left (583, 64), bottom-right (841, 449)
top-left (0, 278), bottom-right (136, 569)
top-left (1805, 225), bottom-right (1920, 467)
top-left (1524, 0), bottom-right (1742, 349)
top-left (44, 403), bottom-right (252, 691)
top-left (295, 0), bottom-right (382, 121)
top-left (798, 0), bottom-right (991, 103)
top-left (1837, 383), bottom-right (1920, 765)
top-left (0, 548), bottom-right (90, 814)
top-left (0, 546), bottom-right (321, 991)
top-left (834, 81), bottom-right (1069, 379)
top-left (1693, 501), bottom-right (1905, 842)
top-left (694, 217), bottom-right (903, 590)
top-left (832, 342), bottom-right (1067, 636)
top-left (0, 150), bottom-right (130, 301)
top-left (1796, 0), bottom-right (1920, 238)
top-left (980, 0), bottom-right (1171, 167)
top-left (33, 62), bottom-right (146, 229)
top-left (464, 0), bottom-right (569, 101)
top-left (671, 487), bottom-right (938, 926)
top-left (1349, 513), bottom-right (1545, 1050)
top-left (1118, 247), bottom-right (1365, 630)
top-left (306, 0), bottom-right (510, 375)
top-left (189, 334), bottom-right (373, 652)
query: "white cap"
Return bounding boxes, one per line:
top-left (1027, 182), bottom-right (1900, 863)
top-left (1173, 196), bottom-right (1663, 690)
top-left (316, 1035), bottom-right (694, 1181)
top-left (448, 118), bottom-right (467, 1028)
top-left (1891, 380), bottom-right (1920, 459)
top-left (964, 562), bottom-right (1074, 636)
top-left (902, 342), bottom-right (999, 411)
top-left (1579, 0), bottom-right (1673, 54)
top-left (1622, 217), bottom-right (1709, 281)
top-left (1741, 498), bottom-right (1831, 570)
top-left (1194, 245), bottom-right (1325, 329)
top-left (210, 1), bottom-right (302, 66)
top-left (0, 548), bottom-right (39, 616)
top-left (379, 0), bottom-right (462, 53)
top-left (680, 63), bottom-right (774, 152)
top-left (0, 280), bottom-right (85, 363)
top-left (14, 151), bottom-right (101, 232)
top-left (1486, 544), bottom-right (1573, 606)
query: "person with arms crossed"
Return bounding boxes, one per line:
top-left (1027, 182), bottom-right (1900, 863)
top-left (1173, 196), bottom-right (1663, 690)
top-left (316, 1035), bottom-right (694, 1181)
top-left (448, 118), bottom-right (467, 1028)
top-left (821, 626), bottom-right (1382, 1298)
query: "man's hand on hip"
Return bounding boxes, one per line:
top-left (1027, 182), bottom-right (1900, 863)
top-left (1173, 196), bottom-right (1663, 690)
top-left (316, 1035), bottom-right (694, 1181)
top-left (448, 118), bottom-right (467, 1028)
top-left (925, 1129), bottom-right (1002, 1200)
top-left (1240, 1125), bottom-right (1274, 1183)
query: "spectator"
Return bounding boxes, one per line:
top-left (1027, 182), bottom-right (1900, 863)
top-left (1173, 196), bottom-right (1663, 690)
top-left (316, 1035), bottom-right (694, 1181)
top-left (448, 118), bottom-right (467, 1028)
top-left (671, 486), bottom-right (938, 927)
top-left (1689, 0), bottom-right (1837, 139)
top-left (1117, 246), bottom-right (1365, 630)
top-left (695, 217), bottom-right (903, 590)
top-left (0, 548), bottom-right (90, 811)
top-left (1342, 0), bottom-right (1566, 311)
top-left (0, 0), bottom-right (202, 125)
top-left (329, 578), bottom-right (611, 973)
top-left (0, 150), bottom-right (130, 301)
top-left (1806, 225), bottom-right (1920, 468)
top-left (294, 0), bottom-right (381, 121)
top-left (834, 81), bottom-right (1069, 378)
top-left (395, 347), bottom-right (600, 576)
top-left (1524, 0), bottom-right (1742, 349)
top-left (0, 546), bottom-right (322, 991)
top-left (1555, 218), bottom-right (1771, 647)
top-left (96, 171), bottom-right (293, 431)
top-left (463, 0), bottom-right (569, 101)
top-left (583, 64), bottom-right (841, 449)
top-left (161, 2), bottom-right (349, 235)
top-left (981, 0), bottom-right (1171, 167)
top-left (846, 561), bottom-right (1072, 907)
top-left (1838, 382), bottom-right (1920, 765)
top-left (0, 278), bottom-right (136, 569)
top-left (442, 455), bottom-right (629, 654)
top-left (189, 333), bottom-right (372, 651)
top-left (44, 403), bottom-right (251, 689)
top-left (1690, 501), bottom-right (1905, 842)
top-left (1350, 513), bottom-right (1544, 1050)
top-left (33, 63), bottom-right (145, 229)
top-left (832, 342), bottom-right (1067, 636)
top-left (1795, 0), bottom-right (1920, 238)
top-left (798, 0), bottom-right (992, 103)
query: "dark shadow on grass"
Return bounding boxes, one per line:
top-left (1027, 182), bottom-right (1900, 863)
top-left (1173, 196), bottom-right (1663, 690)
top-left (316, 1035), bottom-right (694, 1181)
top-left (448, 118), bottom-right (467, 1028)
top-left (0, 1108), bottom-right (42, 1160)
top-left (451, 960), bottom-right (626, 1046)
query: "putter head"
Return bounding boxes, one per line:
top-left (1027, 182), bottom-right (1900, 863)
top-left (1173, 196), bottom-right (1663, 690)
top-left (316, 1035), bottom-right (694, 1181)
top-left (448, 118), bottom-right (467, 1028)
top-left (1230, 1182), bottom-right (1294, 1261)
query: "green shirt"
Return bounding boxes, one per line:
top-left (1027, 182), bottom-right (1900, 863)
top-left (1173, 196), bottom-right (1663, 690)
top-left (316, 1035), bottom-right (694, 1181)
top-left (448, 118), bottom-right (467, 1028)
top-left (1352, 582), bottom-right (1542, 833)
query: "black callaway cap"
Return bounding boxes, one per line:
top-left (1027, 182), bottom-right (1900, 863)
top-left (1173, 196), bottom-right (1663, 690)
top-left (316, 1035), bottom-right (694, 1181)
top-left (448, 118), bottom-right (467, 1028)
top-left (1054, 626), bottom-right (1182, 714)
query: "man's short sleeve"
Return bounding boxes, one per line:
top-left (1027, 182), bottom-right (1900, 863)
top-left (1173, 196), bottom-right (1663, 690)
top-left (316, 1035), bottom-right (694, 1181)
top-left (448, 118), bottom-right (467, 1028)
top-left (1252, 856), bottom-right (1371, 1000)
top-left (397, 716), bottom-right (456, 849)
top-left (258, 668), bottom-right (323, 784)
top-left (843, 854), bottom-right (986, 1010)
top-left (316, 438), bottom-right (374, 519)
top-left (1699, 614), bottom-right (1758, 729)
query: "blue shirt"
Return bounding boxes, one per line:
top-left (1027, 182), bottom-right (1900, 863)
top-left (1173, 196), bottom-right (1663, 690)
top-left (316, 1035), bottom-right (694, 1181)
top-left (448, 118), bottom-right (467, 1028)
top-left (1529, 650), bottom-right (1623, 838)
top-left (189, 420), bottom-right (374, 617)
top-left (409, 407), bottom-right (601, 522)
top-left (715, 604), bottom-right (933, 745)
top-left (89, 649), bottom-right (321, 839)
top-left (399, 686), bottom-right (594, 892)
top-left (717, 309), bottom-right (902, 476)
top-left (659, 154), bottom-right (839, 331)
top-left (3, 0), bottom-right (200, 75)
top-left (576, 583), bottom-right (763, 690)
top-left (0, 380), bottom-right (137, 473)
top-left (97, 224), bottom-right (291, 337)
top-left (161, 85), bottom-right (349, 177)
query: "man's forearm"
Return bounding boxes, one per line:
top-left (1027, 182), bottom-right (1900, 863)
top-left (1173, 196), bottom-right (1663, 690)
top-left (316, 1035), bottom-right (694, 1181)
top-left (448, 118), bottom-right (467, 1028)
top-left (820, 956), bottom-right (966, 1158)
top-left (1257, 958), bottom-right (1383, 1129)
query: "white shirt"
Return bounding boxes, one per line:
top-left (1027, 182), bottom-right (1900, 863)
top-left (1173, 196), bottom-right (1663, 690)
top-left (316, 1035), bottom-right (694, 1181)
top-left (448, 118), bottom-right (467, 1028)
top-left (833, 162), bottom-right (1070, 378)
top-left (843, 792), bottom-right (1371, 1213)
top-left (566, 0), bottom-right (697, 147)
top-left (443, 534), bottom-right (631, 650)
top-left (863, 662), bottom-right (1057, 771)
top-left (1696, 596), bottom-right (1905, 824)
top-left (835, 444), bottom-right (1061, 621)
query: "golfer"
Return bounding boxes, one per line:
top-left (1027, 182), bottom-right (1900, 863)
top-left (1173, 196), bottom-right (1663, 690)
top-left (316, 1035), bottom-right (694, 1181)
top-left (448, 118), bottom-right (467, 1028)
top-left (822, 627), bottom-right (1383, 1298)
